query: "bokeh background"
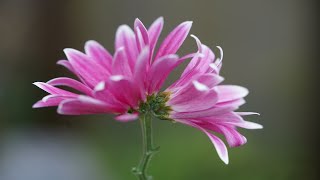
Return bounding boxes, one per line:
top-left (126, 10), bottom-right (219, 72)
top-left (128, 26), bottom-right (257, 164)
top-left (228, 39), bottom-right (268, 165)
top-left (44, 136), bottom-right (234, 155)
top-left (0, 0), bottom-right (318, 179)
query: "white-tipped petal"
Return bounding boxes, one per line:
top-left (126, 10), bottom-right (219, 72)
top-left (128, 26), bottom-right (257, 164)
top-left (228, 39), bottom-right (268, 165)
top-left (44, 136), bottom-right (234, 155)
top-left (110, 75), bottom-right (124, 81)
top-left (193, 81), bottom-right (209, 91)
top-left (94, 81), bottom-right (105, 92)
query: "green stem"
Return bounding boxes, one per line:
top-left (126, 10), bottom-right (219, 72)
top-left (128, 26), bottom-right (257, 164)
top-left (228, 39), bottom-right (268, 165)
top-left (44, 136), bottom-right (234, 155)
top-left (132, 111), bottom-right (159, 180)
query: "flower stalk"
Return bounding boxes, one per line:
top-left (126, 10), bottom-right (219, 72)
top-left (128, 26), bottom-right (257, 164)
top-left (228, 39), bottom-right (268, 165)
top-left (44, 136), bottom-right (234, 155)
top-left (132, 111), bottom-right (159, 180)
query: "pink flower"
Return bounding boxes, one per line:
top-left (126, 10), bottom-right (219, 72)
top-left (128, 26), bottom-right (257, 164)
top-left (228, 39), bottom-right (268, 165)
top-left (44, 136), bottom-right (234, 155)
top-left (33, 17), bottom-right (262, 164)
top-left (33, 17), bottom-right (193, 121)
top-left (162, 35), bottom-right (263, 164)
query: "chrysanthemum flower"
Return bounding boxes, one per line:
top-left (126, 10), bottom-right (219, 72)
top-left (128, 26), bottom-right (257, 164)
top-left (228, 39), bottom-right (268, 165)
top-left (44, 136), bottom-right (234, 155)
top-left (161, 36), bottom-right (262, 164)
top-left (33, 17), bottom-right (262, 165)
top-left (33, 17), bottom-right (193, 121)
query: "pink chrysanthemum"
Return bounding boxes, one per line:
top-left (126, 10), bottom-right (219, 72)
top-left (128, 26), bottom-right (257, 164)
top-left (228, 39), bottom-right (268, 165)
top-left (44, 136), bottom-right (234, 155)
top-left (33, 17), bottom-right (193, 121)
top-left (162, 35), bottom-right (263, 164)
top-left (33, 17), bottom-right (262, 164)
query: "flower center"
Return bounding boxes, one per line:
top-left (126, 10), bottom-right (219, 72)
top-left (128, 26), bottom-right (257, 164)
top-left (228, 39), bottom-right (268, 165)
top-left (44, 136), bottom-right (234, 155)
top-left (139, 92), bottom-right (172, 121)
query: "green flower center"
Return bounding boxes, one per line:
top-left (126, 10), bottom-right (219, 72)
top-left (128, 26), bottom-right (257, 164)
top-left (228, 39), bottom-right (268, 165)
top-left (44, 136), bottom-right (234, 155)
top-left (138, 92), bottom-right (172, 121)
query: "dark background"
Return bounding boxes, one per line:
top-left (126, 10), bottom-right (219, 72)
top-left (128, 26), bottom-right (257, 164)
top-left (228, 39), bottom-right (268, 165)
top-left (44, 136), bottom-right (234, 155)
top-left (0, 0), bottom-right (318, 179)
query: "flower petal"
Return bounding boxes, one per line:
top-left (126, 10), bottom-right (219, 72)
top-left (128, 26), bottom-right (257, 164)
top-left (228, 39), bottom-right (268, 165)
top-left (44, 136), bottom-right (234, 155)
top-left (182, 43), bottom-right (215, 77)
top-left (226, 121), bottom-right (263, 129)
top-left (33, 95), bottom-right (70, 108)
top-left (47, 77), bottom-right (93, 95)
top-left (134, 46), bottom-right (150, 100)
top-left (115, 112), bottom-right (139, 122)
top-left (33, 82), bottom-right (77, 96)
top-left (147, 54), bottom-right (179, 93)
top-left (215, 85), bottom-right (249, 103)
top-left (176, 119), bottom-right (229, 164)
top-left (168, 81), bottom-right (218, 112)
top-left (107, 76), bottom-right (140, 108)
top-left (84, 40), bottom-right (113, 71)
top-left (203, 123), bottom-right (247, 147)
top-left (155, 21), bottom-right (192, 60)
top-left (148, 17), bottom-right (163, 57)
top-left (236, 112), bottom-right (260, 116)
top-left (112, 47), bottom-right (132, 77)
top-left (170, 106), bottom-right (235, 119)
top-left (64, 48), bottom-right (109, 88)
top-left (134, 18), bottom-right (149, 52)
top-left (57, 60), bottom-right (76, 74)
top-left (57, 95), bottom-right (122, 115)
top-left (115, 25), bottom-right (138, 70)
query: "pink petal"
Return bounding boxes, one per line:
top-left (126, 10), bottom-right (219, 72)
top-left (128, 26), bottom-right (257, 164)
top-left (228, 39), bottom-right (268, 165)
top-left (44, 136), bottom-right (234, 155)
top-left (204, 124), bottom-right (247, 147)
top-left (115, 112), bottom-right (139, 122)
top-left (107, 76), bottom-right (140, 108)
top-left (112, 47), bottom-right (132, 77)
top-left (215, 98), bottom-right (246, 108)
top-left (170, 106), bottom-right (235, 119)
top-left (33, 82), bottom-right (77, 96)
top-left (115, 25), bottom-right (138, 70)
top-left (134, 18), bottom-right (149, 52)
top-left (182, 43), bottom-right (215, 77)
top-left (84, 40), bottom-right (113, 71)
top-left (226, 121), bottom-right (263, 129)
top-left (197, 73), bottom-right (224, 89)
top-left (148, 17), bottom-right (164, 57)
top-left (155, 21), bottom-right (192, 60)
top-left (92, 81), bottom-right (129, 112)
top-left (33, 95), bottom-right (71, 108)
top-left (236, 112), bottom-right (260, 116)
top-left (57, 60), bottom-right (76, 74)
top-left (215, 85), bottom-right (249, 103)
top-left (133, 46), bottom-right (150, 101)
top-left (176, 119), bottom-right (229, 164)
top-left (47, 77), bottom-right (93, 95)
top-left (198, 112), bottom-right (244, 123)
top-left (147, 54), bottom-right (179, 93)
top-left (64, 48), bottom-right (109, 88)
top-left (57, 95), bottom-right (122, 115)
top-left (168, 81), bottom-right (218, 112)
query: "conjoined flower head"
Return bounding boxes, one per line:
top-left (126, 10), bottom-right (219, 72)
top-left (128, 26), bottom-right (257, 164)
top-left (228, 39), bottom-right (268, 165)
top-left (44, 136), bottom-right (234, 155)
top-left (33, 17), bottom-right (262, 164)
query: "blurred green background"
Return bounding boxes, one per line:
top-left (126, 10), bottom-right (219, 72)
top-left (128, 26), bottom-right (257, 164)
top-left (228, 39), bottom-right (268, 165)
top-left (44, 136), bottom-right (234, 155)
top-left (0, 0), bottom-right (317, 179)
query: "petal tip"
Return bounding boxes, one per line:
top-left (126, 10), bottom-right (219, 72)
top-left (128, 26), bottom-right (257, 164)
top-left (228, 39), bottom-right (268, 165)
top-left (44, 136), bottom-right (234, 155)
top-left (94, 81), bottom-right (105, 92)
top-left (32, 102), bottom-right (42, 108)
top-left (193, 81), bottom-right (209, 91)
top-left (33, 82), bottom-right (44, 88)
